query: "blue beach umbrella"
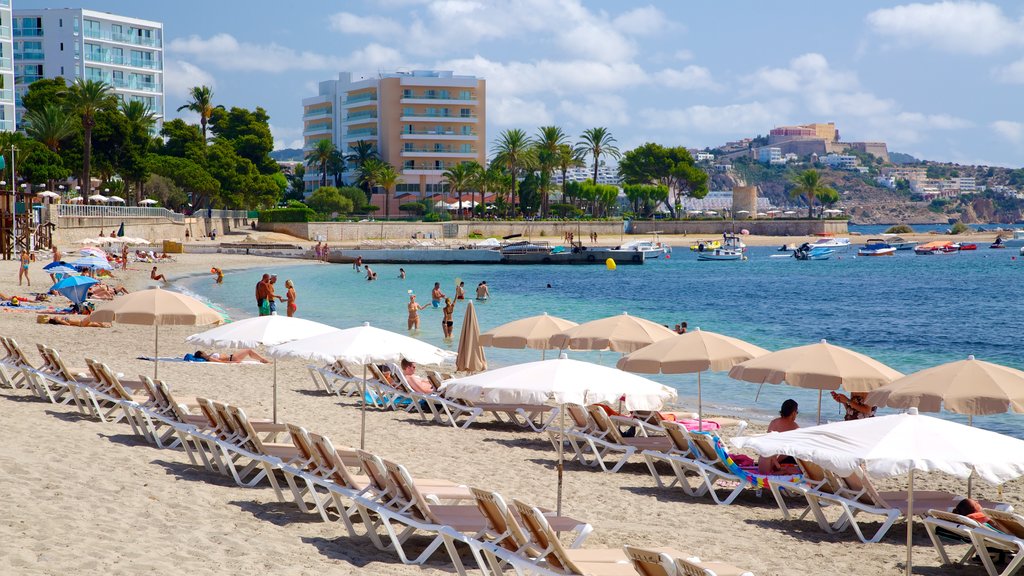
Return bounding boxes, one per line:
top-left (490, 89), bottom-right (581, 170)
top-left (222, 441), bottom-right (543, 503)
top-left (70, 255), bottom-right (113, 271)
top-left (51, 275), bottom-right (98, 306)
top-left (44, 264), bottom-right (79, 276)
top-left (43, 260), bottom-right (72, 271)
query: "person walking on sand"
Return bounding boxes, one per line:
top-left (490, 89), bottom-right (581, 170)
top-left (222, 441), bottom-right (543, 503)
top-left (51, 245), bottom-right (61, 264)
top-left (431, 282), bottom-right (445, 308)
top-left (285, 279), bottom-right (297, 317)
top-left (441, 297), bottom-right (456, 339)
top-left (455, 281), bottom-right (466, 300)
top-left (18, 250), bottom-right (30, 286)
top-left (120, 244), bottom-right (129, 271)
top-left (150, 266), bottom-right (166, 283)
top-left (255, 274), bottom-right (270, 316)
top-left (475, 281), bottom-right (490, 300)
top-left (407, 294), bottom-right (427, 331)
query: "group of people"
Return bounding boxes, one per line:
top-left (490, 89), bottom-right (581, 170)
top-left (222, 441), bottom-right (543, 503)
top-left (406, 280), bottom-right (491, 338)
top-left (254, 273), bottom-right (297, 317)
top-left (313, 242), bottom-right (330, 263)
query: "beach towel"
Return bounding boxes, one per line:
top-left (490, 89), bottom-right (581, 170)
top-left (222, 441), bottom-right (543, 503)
top-left (136, 356), bottom-right (263, 365)
top-left (696, 431), bottom-right (803, 489)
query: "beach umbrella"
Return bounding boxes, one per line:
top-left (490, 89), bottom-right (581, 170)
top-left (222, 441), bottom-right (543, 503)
top-left (88, 194), bottom-right (108, 203)
top-left (268, 322), bottom-right (456, 448)
top-left (186, 316), bottom-right (340, 422)
top-left (76, 237), bottom-right (101, 244)
top-left (441, 353), bottom-right (677, 514)
top-left (783, 210), bottom-right (796, 215)
top-left (139, 199), bottom-right (158, 205)
top-left (823, 209), bottom-right (843, 214)
top-left (733, 409), bottom-right (1024, 576)
top-left (551, 312), bottom-right (676, 354)
top-left (44, 263), bottom-right (79, 277)
top-left (455, 300), bottom-right (487, 373)
top-left (43, 260), bottom-right (74, 272)
top-left (618, 328), bottom-right (770, 429)
top-left (68, 196), bottom-right (84, 203)
top-left (80, 247), bottom-right (106, 257)
top-left (728, 339), bottom-right (903, 423)
top-left (69, 255), bottom-right (113, 271)
top-left (108, 196), bottom-right (126, 203)
top-left (91, 287), bottom-right (223, 378)
top-left (479, 312), bottom-right (578, 358)
top-left (50, 275), bottom-right (98, 306)
top-left (36, 191), bottom-right (60, 199)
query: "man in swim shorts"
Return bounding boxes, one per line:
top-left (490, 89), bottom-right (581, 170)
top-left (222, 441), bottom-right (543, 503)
top-left (431, 282), bottom-right (445, 308)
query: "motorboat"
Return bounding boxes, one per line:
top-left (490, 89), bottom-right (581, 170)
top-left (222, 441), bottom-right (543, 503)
top-left (882, 235), bottom-right (918, 250)
top-left (914, 241), bottom-right (958, 255)
top-left (793, 243), bottom-right (834, 260)
top-left (690, 239), bottom-right (721, 252)
top-left (810, 237), bottom-right (851, 249)
top-left (857, 239), bottom-right (896, 256)
top-left (778, 243), bottom-right (798, 252)
top-left (958, 243), bottom-right (977, 251)
top-left (991, 235), bottom-right (1008, 249)
top-left (997, 230), bottom-right (1024, 247)
top-left (617, 239), bottom-right (671, 258)
top-left (696, 235), bottom-right (746, 261)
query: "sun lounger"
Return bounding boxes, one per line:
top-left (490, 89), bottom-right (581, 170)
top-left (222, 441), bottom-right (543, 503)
top-left (470, 487), bottom-right (592, 559)
top-left (641, 420), bottom-right (704, 489)
top-left (674, 556), bottom-right (755, 576)
top-left (307, 360), bottom-right (367, 397)
top-left (923, 509), bottom-right (987, 571)
top-left (567, 406), bottom-right (673, 473)
top-left (0, 336), bottom-right (36, 389)
top-left (972, 509), bottom-right (1024, 576)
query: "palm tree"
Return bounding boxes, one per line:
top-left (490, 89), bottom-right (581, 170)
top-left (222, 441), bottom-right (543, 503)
top-left (575, 127), bottom-right (621, 188)
top-left (491, 128), bottom-right (534, 215)
top-left (360, 157), bottom-right (385, 206)
top-left (443, 163), bottom-right (475, 220)
top-left (373, 162), bottom-right (402, 221)
top-left (176, 85), bottom-right (222, 142)
top-left (789, 169), bottom-right (834, 219)
top-left (304, 139), bottom-right (336, 188)
top-left (119, 100), bottom-right (158, 203)
top-left (534, 126), bottom-right (568, 218)
top-left (24, 103), bottom-right (76, 152)
top-left (344, 139), bottom-right (379, 192)
top-left (327, 149), bottom-right (346, 187)
top-left (63, 78), bottom-right (117, 197)
top-left (556, 143), bottom-right (584, 206)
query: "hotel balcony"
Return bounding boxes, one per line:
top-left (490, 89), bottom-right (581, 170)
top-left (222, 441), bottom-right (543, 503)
top-left (303, 122), bottom-right (332, 136)
top-left (401, 147), bottom-right (477, 158)
top-left (84, 51), bottom-right (161, 70)
top-left (0, 25), bottom-right (11, 39)
top-left (0, 89), bottom-right (12, 102)
top-left (343, 111), bottom-right (377, 126)
top-left (302, 108), bottom-right (333, 120)
top-left (401, 113), bottom-right (477, 123)
top-left (401, 161), bottom-right (463, 175)
top-left (14, 51), bottom-right (45, 61)
top-left (84, 28), bottom-right (161, 49)
top-left (400, 97), bottom-right (478, 105)
top-left (13, 27), bottom-right (41, 38)
top-left (0, 57), bottom-right (10, 71)
top-left (342, 93), bottom-right (377, 107)
top-left (400, 129), bottom-right (478, 141)
top-left (0, 118), bottom-right (14, 132)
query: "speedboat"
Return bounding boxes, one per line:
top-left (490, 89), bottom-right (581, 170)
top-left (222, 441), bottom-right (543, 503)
top-left (914, 241), bottom-right (958, 255)
top-left (990, 236), bottom-right (1007, 249)
top-left (690, 239), bottom-right (721, 252)
top-left (793, 243), bottom-right (834, 260)
top-left (857, 239), bottom-right (896, 256)
top-left (998, 230), bottom-right (1024, 247)
top-left (958, 243), bottom-right (977, 251)
top-left (883, 235), bottom-right (918, 250)
top-left (618, 239), bottom-right (671, 258)
top-left (810, 237), bottom-right (851, 249)
top-left (696, 235), bottom-right (746, 261)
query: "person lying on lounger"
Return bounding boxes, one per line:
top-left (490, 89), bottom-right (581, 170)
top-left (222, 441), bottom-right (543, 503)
top-left (192, 349), bottom-right (270, 364)
top-left (38, 314), bottom-right (111, 328)
top-left (88, 283), bottom-right (129, 300)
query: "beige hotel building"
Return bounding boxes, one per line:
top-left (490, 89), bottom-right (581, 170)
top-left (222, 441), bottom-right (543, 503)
top-left (302, 70), bottom-right (486, 198)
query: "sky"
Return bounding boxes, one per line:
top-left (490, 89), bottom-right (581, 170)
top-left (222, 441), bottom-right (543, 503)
top-left (19, 0), bottom-right (1024, 166)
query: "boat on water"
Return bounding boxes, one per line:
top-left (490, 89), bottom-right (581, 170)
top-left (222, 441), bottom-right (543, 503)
top-left (991, 235), bottom-right (1008, 249)
top-left (882, 235), bottom-right (918, 250)
top-left (997, 230), bottom-right (1024, 247)
top-left (697, 235), bottom-right (746, 261)
top-left (778, 243), bottom-right (798, 252)
top-left (793, 243), bottom-right (834, 260)
top-left (958, 243), bottom-right (978, 251)
top-left (810, 237), bottom-right (852, 249)
top-left (857, 239), bottom-right (897, 257)
top-left (617, 238), bottom-right (671, 258)
top-left (500, 241), bottom-right (647, 265)
top-left (690, 239), bottom-right (721, 252)
top-left (914, 241), bottom-right (958, 255)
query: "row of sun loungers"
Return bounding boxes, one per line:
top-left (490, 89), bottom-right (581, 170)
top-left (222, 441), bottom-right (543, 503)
top-left (1, 338), bottom-right (753, 576)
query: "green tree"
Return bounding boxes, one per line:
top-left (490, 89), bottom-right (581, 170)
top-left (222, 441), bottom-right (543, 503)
top-left (518, 172), bottom-right (541, 214)
top-left (344, 139), bottom-right (379, 196)
top-left (359, 157), bottom-right (386, 200)
top-left (789, 169), bottom-right (835, 219)
top-left (208, 105), bottom-right (277, 174)
top-left (176, 85), bottom-right (222, 143)
top-left (159, 119), bottom-right (204, 158)
top-left (534, 126), bottom-right (569, 217)
top-left (338, 186), bottom-right (366, 213)
top-left (145, 154), bottom-right (220, 208)
top-left (373, 162), bottom-right (402, 221)
top-left (491, 128), bottom-right (534, 215)
top-left (63, 78), bottom-right (117, 196)
top-left (556, 143), bottom-right (584, 206)
top-left (618, 143), bottom-right (707, 216)
top-left (306, 185), bottom-right (353, 216)
top-left (327, 148), bottom-right (346, 187)
top-left (304, 139), bottom-right (336, 188)
top-left (119, 100), bottom-right (157, 203)
top-left (575, 127), bottom-right (621, 196)
top-left (443, 162), bottom-right (475, 220)
top-left (817, 187), bottom-right (840, 214)
top-left (21, 77), bottom-right (69, 114)
top-left (145, 173), bottom-right (188, 211)
top-left (19, 146), bottom-right (70, 186)
top-left (623, 183), bottom-right (669, 216)
top-left (284, 164), bottom-right (306, 202)
top-left (24, 103), bottom-right (76, 152)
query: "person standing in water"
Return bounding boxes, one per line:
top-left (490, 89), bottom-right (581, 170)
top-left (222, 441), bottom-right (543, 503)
top-left (18, 251), bottom-right (30, 286)
top-left (211, 267), bottom-right (224, 284)
top-left (399, 268), bottom-right (406, 279)
top-left (285, 279), bottom-right (297, 317)
top-left (407, 294), bottom-right (427, 330)
top-left (475, 281), bottom-right (490, 300)
top-left (455, 281), bottom-right (466, 300)
top-left (431, 282), bottom-right (445, 307)
top-left (441, 297), bottom-right (456, 339)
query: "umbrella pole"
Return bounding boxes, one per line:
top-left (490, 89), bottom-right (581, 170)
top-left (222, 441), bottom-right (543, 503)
top-left (906, 469), bottom-right (915, 576)
top-left (360, 365), bottom-right (367, 450)
top-left (817, 389), bottom-right (822, 425)
top-left (153, 325), bottom-right (159, 379)
top-left (968, 414), bottom-right (974, 499)
top-left (273, 359), bottom-right (278, 423)
top-left (754, 382), bottom-right (764, 402)
top-left (698, 371), bottom-right (703, 432)
top-left (557, 403), bottom-right (564, 517)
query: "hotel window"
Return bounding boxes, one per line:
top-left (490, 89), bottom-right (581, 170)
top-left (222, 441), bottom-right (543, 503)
top-left (460, 108), bottom-right (471, 118)
top-left (403, 160), bottom-right (414, 170)
top-left (405, 124), bottom-right (414, 133)
top-left (74, 42), bottom-right (80, 58)
top-left (84, 19), bottom-right (100, 35)
top-left (434, 126), bottom-right (444, 134)
top-left (433, 143), bottom-right (444, 152)
top-left (434, 160), bottom-right (443, 170)
top-left (425, 107), bottom-right (436, 116)
top-left (424, 89), bottom-right (435, 98)
top-left (440, 107), bottom-right (449, 117)
top-left (404, 143), bottom-right (413, 152)
top-left (74, 17), bottom-right (79, 32)
top-left (460, 90), bottom-right (471, 100)
top-left (460, 144), bottom-right (472, 153)
top-left (111, 24), bottom-right (123, 39)
top-left (402, 89), bottom-right (412, 98)
top-left (402, 107), bottom-right (413, 116)
top-left (438, 90), bottom-right (449, 99)
top-left (460, 125), bottom-right (472, 135)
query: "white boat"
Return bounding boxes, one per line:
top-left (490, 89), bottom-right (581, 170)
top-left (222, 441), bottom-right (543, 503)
top-left (810, 237), bottom-right (851, 249)
top-left (793, 244), bottom-right (834, 260)
top-left (697, 234), bottom-right (746, 261)
top-left (881, 235), bottom-right (918, 250)
top-left (857, 239), bottom-right (897, 257)
top-left (998, 230), bottom-right (1024, 247)
top-left (617, 239), bottom-right (671, 258)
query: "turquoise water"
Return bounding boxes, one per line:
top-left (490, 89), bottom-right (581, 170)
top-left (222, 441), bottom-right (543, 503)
top-left (178, 246), bottom-right (1024, 437)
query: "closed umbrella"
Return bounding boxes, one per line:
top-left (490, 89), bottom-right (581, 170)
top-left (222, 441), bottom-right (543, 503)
top-left (442, 353), bottom-right (677, 513)
top-left (187, 316), bottom-right (339, 422)
top-left (729, 339), bottom-right (903, 423)
top-left (91, 287), bottom-right (223, 378)
top-left (51, 275), bottom-right (98, 307)
top-left (480, 312), bottom-right (578, 358)
top-left (455, 300), bottom-right (487, 373)
top-left (268, 322), bottom-right (456, 448)
top-left (733, 409), bottom-right (1024, 576)
top-left (618, 328), bottom-right (770, 429)
top-left (551, 312), bottom-right (676, 354)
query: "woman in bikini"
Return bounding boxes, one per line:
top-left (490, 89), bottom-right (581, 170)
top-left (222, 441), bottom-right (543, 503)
top-left (18, 251), bottom-right (30, 286)
top-left (407, 294), bottom-right (426, 331)
top-left (193, 349), bottom-right (270, 363)
top-left (285, 279), bottom-right (297, 317)
top-left (441, 297), bottom-right (455, 339)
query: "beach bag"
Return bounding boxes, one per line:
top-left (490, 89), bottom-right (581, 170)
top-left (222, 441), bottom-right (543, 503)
top-left (259, 299), bottom-right (271, 315)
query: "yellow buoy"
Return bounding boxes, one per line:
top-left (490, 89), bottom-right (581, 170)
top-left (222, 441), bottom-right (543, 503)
top-left (605, 258), bottom-right (616, 270)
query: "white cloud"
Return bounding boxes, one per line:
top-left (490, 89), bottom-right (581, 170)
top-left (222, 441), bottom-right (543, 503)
top-left (992, 120), bottom-right (1024, 143)
top-left (655, 65), bottom-right (720, 91)
top-left (866, 1), bottom-right (1024, 55)
top-left (994, 58), bottom-right (1024, 83)
top-left (163, 59), bottom-right (215, 100)
top-left (674, 49), bottom-right (694, 61)
top-left (490, 97), bottom-right (553, 127)
top-left (613, 6), bottom-right (669, 35)
top-left (642, 101), bottom-right (791, 135)
top-left (558, 95), bottom-right (630, 126)
top-left (556, 19), bottom-right (637, 62)
top-left (168, 33), bottom-right (348, 72)
top-left (438, 55), bottom-right (648, 97)
top-left (270, 124), bottom-right (304, 150)
top-left (745, 53), bottom-right (857, 94)
top-left (328, 13), bottom-right (404, 38)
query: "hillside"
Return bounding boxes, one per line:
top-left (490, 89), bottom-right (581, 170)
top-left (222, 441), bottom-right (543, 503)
top-left (270, 148), bottom-right (304, 162)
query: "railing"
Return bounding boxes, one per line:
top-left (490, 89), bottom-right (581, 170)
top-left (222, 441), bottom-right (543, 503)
top-left (402, 112), bottom-right (477, 119)
top-left (303, 108), bottom-right (332, 119)
top-left (0, 119), bottom-right (13, 132)
top-left (0, 89), bottom-right (12, 102)
top-left (344, 93), bottom-right (377, 104)
top-left (345, 111), bottom-right (377, 121)
top-left (13, 27), bottom-right (42, 37)
top-left (303, 122), bottom-right (331, 133)
top-left (58, 204), bottom-right (184, 223)
top-left (347, 129), bottom-right (378, 138)
top-left (0, 26), bottom-right (10, 39)
top-left (0, 0), bottom-right (11, 7)
top-left (402, 162), bottom-right (461, 171)
top-left (16, 75), bottom-right (43, 85)
top-left (402, 93), bottom-right (476, 101)
top-left (400, 128), bottom-right (477, 136)
top-left (83, 28), bottom-right (161, 48)
top-left (0, 57), bottom-right (10, 70)
top-left (403, 147), bottom-right (476, 154)
top-left (85, 72), bottom-right (160, 92)
top-left (197, 209), bottom-right (249, 219)
top-left (14, 51), bottom-right (45, 60)
top-left (84, 51), bottom-right (161, 70)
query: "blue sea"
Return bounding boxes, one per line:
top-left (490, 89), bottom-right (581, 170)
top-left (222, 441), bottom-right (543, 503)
top-left (179, 245), bottom-right (1024, 437)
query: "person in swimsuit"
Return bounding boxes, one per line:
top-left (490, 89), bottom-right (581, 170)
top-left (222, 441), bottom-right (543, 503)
top-left (285, 279), bottom-right (297, 317)
top-left (431, 282), bottom-right (445, 307)
top-left (211, 267), bottom-right (224, 284)
top-left (831, 391), bottom-right (877, 421)
top-left (267, 275), bottom-right (284, 314)
top-left (255, 274), bottom-right (270, 316)
top-left (441, 297), bottom-right (455, 338)
top-left (150, 267), bottom-right (166, 283)
top-left (399, 268), bottom-right (406, 279)
top-left (18, 251), bottom-right (30, 286)
top-left (455, 281), bottom-right (466, 300)
top-left (407, 294), bottom-right (426, 331)
top-left (193, 349), bottom-right (270, 363)
top-left (353, 255), bottom-right (362, 271)
top-left (759, 399), bottom-right (800, 474)
top-left (475, 281), bottom-right (490, 300)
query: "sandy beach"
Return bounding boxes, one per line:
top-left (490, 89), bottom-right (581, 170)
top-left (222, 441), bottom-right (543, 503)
top-left (0, 248), bottom-right (1017, 576)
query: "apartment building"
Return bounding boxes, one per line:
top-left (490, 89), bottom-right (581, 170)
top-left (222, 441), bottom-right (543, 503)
top-left (302, 70), bottom-right (486, 197)
top-left (758, 146), bottom-right (783, 165)
top-left (13, 8), bottom-right (163, 129)
top-left (0, 0), bottom-right (14, 132)
top-left (550, 165), bottom-right (621, 186)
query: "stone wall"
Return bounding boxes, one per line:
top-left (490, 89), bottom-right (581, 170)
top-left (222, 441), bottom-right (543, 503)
top-left (260, 220), bottom-right (625, 243)
top-left (630, 219), bottom-right (848, 236)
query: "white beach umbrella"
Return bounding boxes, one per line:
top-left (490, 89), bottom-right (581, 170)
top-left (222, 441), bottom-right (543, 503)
top-left (733, 409), bottom-right (1024, 575)
top-left (107, 195), bottom-right (126, 203)
top-left (783, 210), bottom-right (797, 215)
top-left (705, 210), bottom-right (718, 215)
top-left (441, 353), bottom-right (677, 513)
top-left (88, 194), bottom-right (109, 202)
top-left (76, 237), bottom-right (101, 245)
top-left (36, 191), bottom-right (60, 199)
top-left (139, 199), bottom-right (158, 205)
top-left (756, 212), bottom-right (768, 217)
top-left (268, 322), bottom-right (456, 448)
top-left (187, 316), bottom-right (340, 422)
top-left (551, 312), bottom-right (676, 354)
top-left (68, 196), bottom-right (83, 203)
top-left (823, 209), bottom-right (843, 214)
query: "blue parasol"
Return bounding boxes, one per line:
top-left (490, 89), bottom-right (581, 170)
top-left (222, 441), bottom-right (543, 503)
top-left (45, 264), bottom-right (79, 276)
top-left (51, 275), bottom-right (98, 306)
top-left (69, 255), bottom-right (113, 271)
top-left (43, 260), bottom-right (72, 271)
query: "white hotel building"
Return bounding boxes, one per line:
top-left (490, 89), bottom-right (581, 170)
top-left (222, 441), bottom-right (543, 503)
top-left (13, 8), bottom-right (163, 129)
top-left (0, 0), bottom-right (15, 132)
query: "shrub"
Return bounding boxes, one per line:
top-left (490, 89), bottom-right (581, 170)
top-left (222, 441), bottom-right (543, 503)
top-left (950, 222), bottom-right (969, 234)
top-left (884, 224), bottom-right (914, 234)
top-left (399, 202), bottom-right (426, 215)
top-left (423, 212), bottom-right (450, 222)
top-left (258, 207), bottom-right (316, 223)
